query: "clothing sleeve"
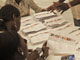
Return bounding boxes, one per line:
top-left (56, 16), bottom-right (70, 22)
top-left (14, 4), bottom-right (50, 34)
top-left (0, 0), bottom-right (5, 8)
top-left (70, 0), bottom-right (80, 7)
top-left (6, 0), bottom-right (17, 7)
top-left (28, 0), bottom-right (43, 13)
top-left (6, 0), bottom-right (13, 4)
top-left (77, 0), bottom-right (80, 4)
top-left (59, 0), bottom-right (65, 3)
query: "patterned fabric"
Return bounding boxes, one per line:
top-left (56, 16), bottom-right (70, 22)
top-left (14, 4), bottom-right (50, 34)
top-left (6, 0), bottom-right (42, 16)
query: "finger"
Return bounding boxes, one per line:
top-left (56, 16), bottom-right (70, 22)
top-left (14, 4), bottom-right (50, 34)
top-left (50, 7), bottom-right (55, 13)
top-left (43, 47), bottom-right (49, 51)
top-left (47, 6), bottom-right (52, 11)
top-left (51, 10), bottom-right (54, 13)
top-left (57, 9), bottom-right (61, 12)
top-left (47, 5), bottom-right (54, 11)
top-left (53, 12), bottom-right (57, 14)
top-left (56, 7), bottom-right (62, 12)
top-left (61, 10), bottom-right (64, 14)
top-left (43, 41), bottom-right (47, 48)
top-left (42, 47), bottom-right (49, 53)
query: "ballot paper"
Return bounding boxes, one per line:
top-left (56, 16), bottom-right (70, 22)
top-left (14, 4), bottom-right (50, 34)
top-left (47, 37), bottom-right (76, 54)
top-left (50, 23), bottom-right (79, 35)
top-left (33, 11), bottom-right (58, 22)
top-left (21, 22), bottom-right (46, 35)
top-left (50, 23), bottom-right (80, 45)
top-left (28, 29), bottom-right (51, 44)
top-left (46, 23), bottom-right (79, 54)
top-left (21, 16), bottom-right (34, 27)
top-left (44, 15), bottom-right (68, 28)
top-left (34, 11), bottom-right (56, 18)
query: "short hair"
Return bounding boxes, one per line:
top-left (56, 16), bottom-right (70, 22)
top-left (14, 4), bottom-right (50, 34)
top-left (0, 31), bottom-right (20, 60)
top-left (0, 4), bottom-right (20, 22)
top-left (0, 4), bottom-right (20, 30)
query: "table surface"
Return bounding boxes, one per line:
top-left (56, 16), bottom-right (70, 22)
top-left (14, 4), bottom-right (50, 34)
top-left (19, 12), bottom-right (80, 60)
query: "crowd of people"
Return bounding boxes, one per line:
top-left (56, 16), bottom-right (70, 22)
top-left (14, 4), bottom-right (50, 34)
top-left (0, 0), bottom-right (80, 60)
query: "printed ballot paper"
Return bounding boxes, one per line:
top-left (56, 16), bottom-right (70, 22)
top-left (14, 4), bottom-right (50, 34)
top-left (21, 22), bottom-right (46, 35)
top-left (21, 16), bottom-right (35, 27)
top-left (28, 29), bottom-right (51, 44)
top-left (44, 15), bottom-right (68, 28)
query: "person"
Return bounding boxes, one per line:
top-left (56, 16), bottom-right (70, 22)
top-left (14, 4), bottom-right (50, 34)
top-left (47, 0), bottom-right (80, 26)
top-left (28, 41), bottom-right (49, 60)
top-left (0, 4), bottom-right (21, 32)
top-left (47, 0), bottom-right (80, 14)
top-left (0, 31), bottom-right (49, 60)
top-left (6, 0), bottom-right (45, 17)
top-left (0, 31), bottom-right (28, 60)
top-left (0, 4), bottom-right (49, 60)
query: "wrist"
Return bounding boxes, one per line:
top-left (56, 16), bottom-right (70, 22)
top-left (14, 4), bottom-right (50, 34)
top-left (67, 3), bottom-right (71, 8)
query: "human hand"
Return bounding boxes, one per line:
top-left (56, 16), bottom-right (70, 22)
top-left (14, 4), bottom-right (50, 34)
top-left (42, 41), bottom-right (49, 58)
top-left (38, 57), bottom-right (45, 60)
top-left (41, 9), bottom-right (47, 12)
top-left (47, 2), bottom-right (62, 12)
top-left (57, 3), bottom-right (70, 14)
top-left (28, 50), bottom-right (39, 60)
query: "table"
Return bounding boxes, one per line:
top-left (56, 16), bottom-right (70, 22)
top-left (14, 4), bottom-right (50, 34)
top-left (19, 11), bottom-right (80, 60)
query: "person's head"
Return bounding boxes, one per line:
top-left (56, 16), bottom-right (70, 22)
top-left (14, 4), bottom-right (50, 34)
top-left (0, 31), bottom-right (28, 60)
top-left (0, 4), bottom-right (21, 31)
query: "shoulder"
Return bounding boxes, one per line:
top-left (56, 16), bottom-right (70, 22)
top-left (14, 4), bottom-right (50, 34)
top-left (24, 0), bottom-right (30, 4)
top-left (6, 0), bottom-right (14, 4)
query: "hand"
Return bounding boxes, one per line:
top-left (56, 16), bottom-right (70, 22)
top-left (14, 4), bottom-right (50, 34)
top-left (57, 3), bottom-right (70, 14)
top-left (42, 42), bottom-right (49, 58)
top-left (47, 2), bottom-right (62, 12)
top-left (28, 50), bottom-right (39, 60)
top-left (41, 9), bottom-right (47, 12)
top-left (38, 57), bottom-right (45, 60)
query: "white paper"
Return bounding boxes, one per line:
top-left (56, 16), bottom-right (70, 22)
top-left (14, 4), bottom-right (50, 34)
top-left (28, 29), bottom-right (51, 44)
top-left (21, 22), bottom-right (46, 34)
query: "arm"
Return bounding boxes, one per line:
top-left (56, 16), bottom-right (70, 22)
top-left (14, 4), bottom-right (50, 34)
top-left (58, 0), bottom-right (65, 3)
top-left (6, 0), bottom-right (14, 5)
top-left (6, 0), bottom-right (18, 8)
top-left (29, 0), bottom-right (43, 13)
top-left (70, 0), bottom-right (80, 7)
top-left (47, 0), bottom-right (65, 11)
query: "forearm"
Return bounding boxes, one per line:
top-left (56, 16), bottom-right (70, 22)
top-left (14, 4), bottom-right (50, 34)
top-left (58, 0), bottom-right (65, 3)
top-left (29, 0), bottom-right (42, 13)
top-left (70, 0), bottom-right (80, 7)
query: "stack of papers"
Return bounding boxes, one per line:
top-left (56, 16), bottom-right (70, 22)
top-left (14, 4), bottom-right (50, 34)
top-left (21, 22), bottom-right (46, 35)
top-left (21, 16), bottom-right (34, 27)
top-left (33, 11), bottom-right (58, 23)
top-left (28, 29), bottom-right (51, 44)
top-left (44, 15), bottom-right (68, 28)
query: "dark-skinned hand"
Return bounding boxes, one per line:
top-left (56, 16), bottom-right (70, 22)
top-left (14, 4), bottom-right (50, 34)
top-left (57, 3), bottom-right (70, 14)
top-left (28, 50), bottom-right (39, 60)
top-left (47, 2), bottom-right (62, 12)
top-left (42, 41), bottom-right (49, 58)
